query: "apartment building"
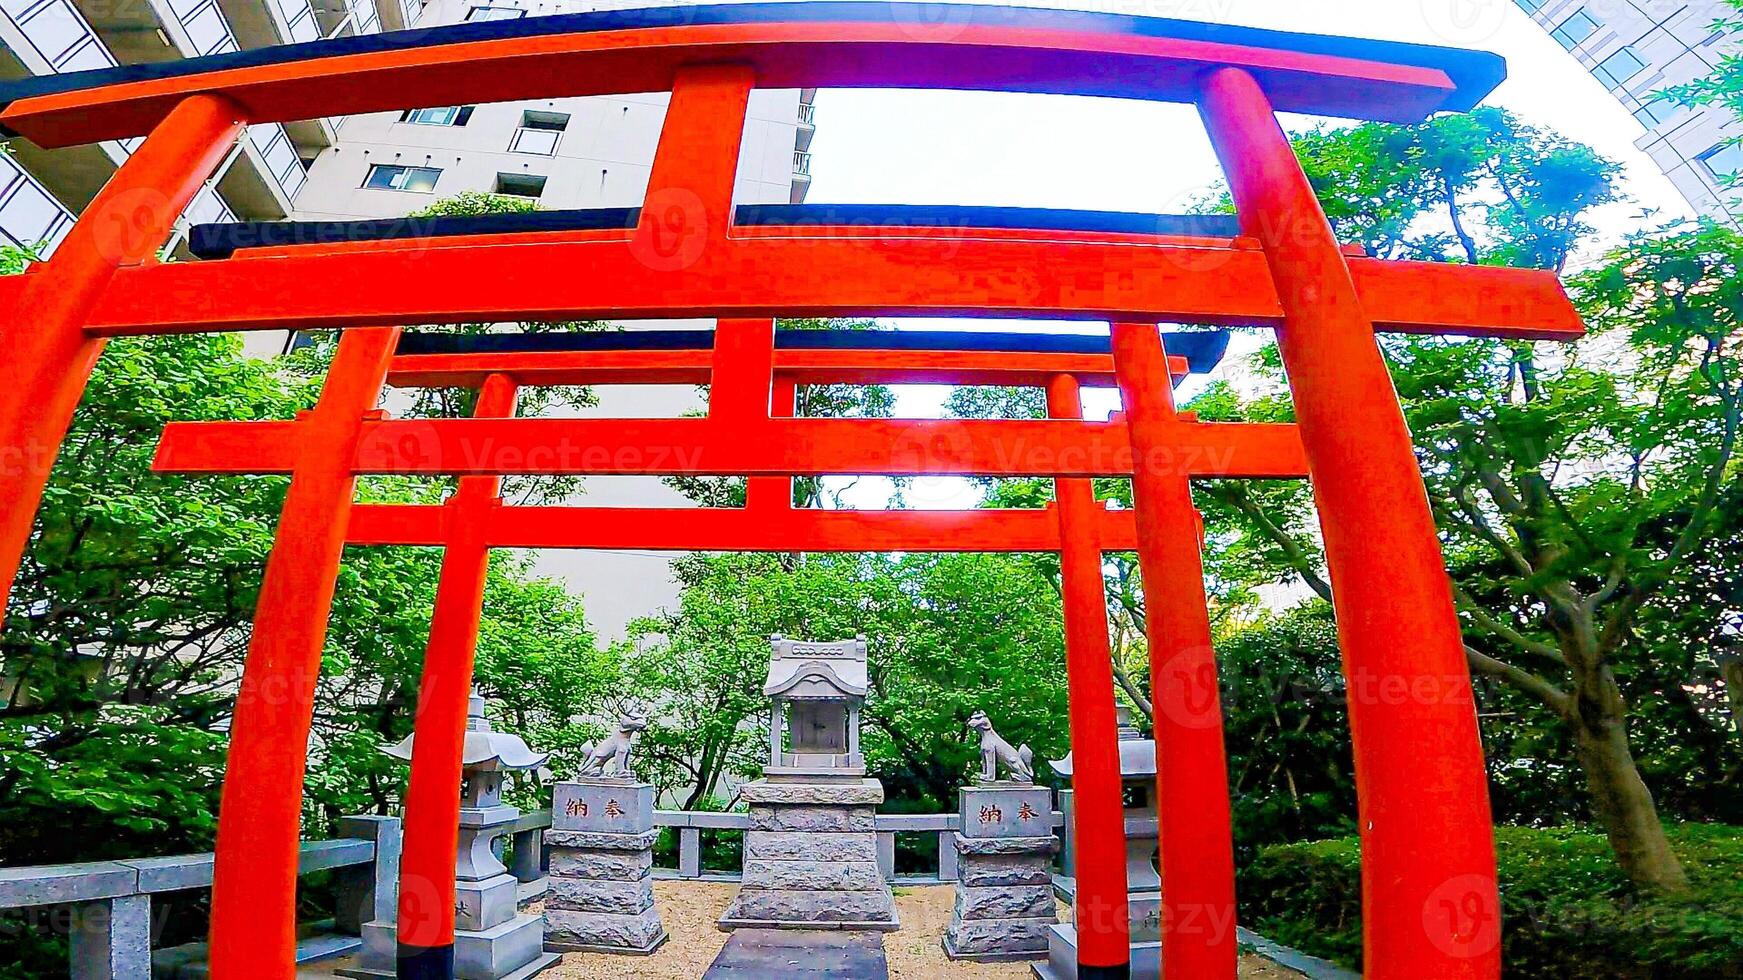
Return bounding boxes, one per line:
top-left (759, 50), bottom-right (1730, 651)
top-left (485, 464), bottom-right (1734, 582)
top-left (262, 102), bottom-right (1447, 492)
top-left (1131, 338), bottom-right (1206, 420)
top-left (1, 0), bottom-right (815, 636)
top-left (1517, 0), bottom-right (1743, 221)
top-left (0, 0), bottom-right (812, 251)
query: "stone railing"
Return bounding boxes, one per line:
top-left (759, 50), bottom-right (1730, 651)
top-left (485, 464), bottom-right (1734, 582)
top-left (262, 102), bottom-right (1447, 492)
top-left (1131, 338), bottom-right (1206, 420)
top-left (509, 804), bottom-right (1068, 890)
top-left (0, 815), bottom-right (399, 980)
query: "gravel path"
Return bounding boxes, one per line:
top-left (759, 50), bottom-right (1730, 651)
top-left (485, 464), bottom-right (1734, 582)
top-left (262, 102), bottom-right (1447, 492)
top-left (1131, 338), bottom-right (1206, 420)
top-left (540, 880), bottom-right (1304, 979)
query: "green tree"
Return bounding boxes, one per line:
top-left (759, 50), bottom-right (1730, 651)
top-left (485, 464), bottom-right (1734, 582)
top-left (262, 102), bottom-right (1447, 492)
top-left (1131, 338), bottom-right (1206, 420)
top-left (1192, 114), bottom-right (1740, 891)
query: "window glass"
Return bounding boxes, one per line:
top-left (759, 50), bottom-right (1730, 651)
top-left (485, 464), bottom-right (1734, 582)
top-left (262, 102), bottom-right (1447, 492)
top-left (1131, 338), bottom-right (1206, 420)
top-left (466, 5), bottom-right (524, 20)
top-left (365, 164), bottom-right (442, 192)
top-left (1552, 10), bottom-right (1600, 49)
top-left (1701, 142), bottom-right (1743, 179)
top-left (1593, 47), bottom-right (1648, 88)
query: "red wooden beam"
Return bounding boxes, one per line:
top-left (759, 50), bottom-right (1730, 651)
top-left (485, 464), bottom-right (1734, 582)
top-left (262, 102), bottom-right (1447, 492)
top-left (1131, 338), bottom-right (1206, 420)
top-left (4, 230), bottom-right (1581, 340)
top-left (153, 416), bottom-right (1312, 479)
top-left (385, 349), bottom-right (1193, 390)
top-left (0, 11), bottom-right (1480, 148)
top-left (345, 501), bottom-right (1140, 552)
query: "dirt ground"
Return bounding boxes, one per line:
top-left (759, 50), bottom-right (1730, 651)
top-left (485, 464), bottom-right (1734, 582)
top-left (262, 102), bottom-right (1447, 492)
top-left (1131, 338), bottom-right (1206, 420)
top-left (541, 879), bottom-right (1304, 979)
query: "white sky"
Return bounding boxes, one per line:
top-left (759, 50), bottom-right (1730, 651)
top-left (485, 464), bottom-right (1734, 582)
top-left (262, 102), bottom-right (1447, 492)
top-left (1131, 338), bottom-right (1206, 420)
top-left (799, 0), bottom-right (1697, 509)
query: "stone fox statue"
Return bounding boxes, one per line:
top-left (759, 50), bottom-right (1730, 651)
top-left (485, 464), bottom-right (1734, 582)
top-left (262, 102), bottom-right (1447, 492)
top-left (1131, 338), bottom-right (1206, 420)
top-left (577, 709), bottom-right (648, 779)
top-left (969, 710), bottom-right (1034, 784)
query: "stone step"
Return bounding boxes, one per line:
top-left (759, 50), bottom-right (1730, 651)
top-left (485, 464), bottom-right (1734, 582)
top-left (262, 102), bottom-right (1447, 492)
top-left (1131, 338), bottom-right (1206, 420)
top-left (703, 929), bottom-right (889, 979)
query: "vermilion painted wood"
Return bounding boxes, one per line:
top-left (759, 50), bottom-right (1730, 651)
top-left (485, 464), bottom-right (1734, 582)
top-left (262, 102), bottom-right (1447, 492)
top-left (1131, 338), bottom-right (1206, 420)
top-left (0, 17), bottom-right (1470, 148)
top-left (1048, 374), bottom-right (1132, 970)
top-left (1201, 68), bottom-right (1501, 978)
top-left (744, 375), bottom-right (798, 510)
top-left (396, 375), bottom-right (519, 971)
top-left (635, 64), bottom-right (753, 258)
top-left (206, 328), bottom-right (401, 980)
top-left (0, 94), bottom-right (242, 616)
top-left (1110, 324), bottom-right (1238, 978)
top-left (151, 416), bottom-right (1312, 479)
top-left (384, 347), bottom-right (1190, 389)
top-left (344, 502), bottom-right (1143, 552)
top-left (19, 229), bottom-right (1584, 340)
top-left (708, 318), bottom-right (777, 420)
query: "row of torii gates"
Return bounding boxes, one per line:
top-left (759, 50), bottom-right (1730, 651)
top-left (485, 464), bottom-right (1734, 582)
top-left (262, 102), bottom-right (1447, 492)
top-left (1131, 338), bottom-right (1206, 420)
top-left (0, 5), bottom-right (1583, 979)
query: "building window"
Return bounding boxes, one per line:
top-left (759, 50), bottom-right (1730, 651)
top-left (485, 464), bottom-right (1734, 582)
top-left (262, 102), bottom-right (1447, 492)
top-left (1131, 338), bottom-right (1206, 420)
top-left (509, 110), bottom-right (569, 155)
top-left (399, 106), bottom-right (473, 127)
top-left (1593, 47), bottom-right (1648, 89)
top-left (1632, 97), bottom-right (1684, 129)
top-left (1699, 142), bottom-right (1743, 180)
top-left (1514, 0), bottom-right (1546, 12)
top-left (493, 172), bottom-right (547, 198)
top-left (1551, 10), bottom-right (1600, 49)
top-left (466, 5), bottom-right (523, 20)
top-left (364, 164), bottom-right (441, 192)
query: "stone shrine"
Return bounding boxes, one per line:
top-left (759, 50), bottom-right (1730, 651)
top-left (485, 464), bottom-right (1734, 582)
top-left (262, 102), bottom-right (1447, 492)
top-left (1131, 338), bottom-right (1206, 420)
top-left (718, 635), bottom-right (898, 931)
top-left (543, 710), bottom-right (667, 955)
top-left (1034, 707), bottom-right (1161, 980)
top-left (944, 711), bottom-right (1058, 961)
top-left (348, 691), bottom-right (559, 980)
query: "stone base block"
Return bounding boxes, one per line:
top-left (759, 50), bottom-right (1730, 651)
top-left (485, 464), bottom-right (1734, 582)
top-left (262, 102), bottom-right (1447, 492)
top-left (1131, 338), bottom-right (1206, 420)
top-left (1031, 923), bottom-right (1160, 980)
top-left (743, 830), bottom-right (879, 864)
top-left (944, 915), bottom-right (1054, 961)
top-left (747, 806), bottom-right (876, 833)
top-left (547, 847), bottom-right (652, 881)
top-left (544, 829), bottom-right (661, 851)
top-left (960, 853), bottom-right (1053, 888)
top-left (456, 873), bottom-right (519, 933)
top-left (545, 905), bottom-right (668, 955)
top-left (717, 887), bottom-right (898, 931)
top-left (742, 858), bottom-right (886, 891)
top-left (740, 779), bottom-right (885, 806)
top-left (955, 884), bottom-right (1055, 921)
top-left (455, 913), bottom-right (549, 980)
top-left (544, 874), bottom-right (654, 915)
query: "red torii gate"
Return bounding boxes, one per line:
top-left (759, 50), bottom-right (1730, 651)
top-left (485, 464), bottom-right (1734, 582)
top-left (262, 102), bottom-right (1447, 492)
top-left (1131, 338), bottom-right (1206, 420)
top-left (0, 4), bottom-right (1585, 979)
top-left (154, 321), bottom-right (1289, 979)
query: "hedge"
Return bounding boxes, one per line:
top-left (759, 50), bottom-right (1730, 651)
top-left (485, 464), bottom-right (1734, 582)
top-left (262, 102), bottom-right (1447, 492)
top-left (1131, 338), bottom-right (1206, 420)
top-left (1239, 823), bottom-right (1743, 979)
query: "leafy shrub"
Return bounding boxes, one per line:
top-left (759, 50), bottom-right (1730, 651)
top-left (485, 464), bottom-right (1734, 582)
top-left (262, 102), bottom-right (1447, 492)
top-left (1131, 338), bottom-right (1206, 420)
top-left (1240, 824), bottom-right (1743, 979)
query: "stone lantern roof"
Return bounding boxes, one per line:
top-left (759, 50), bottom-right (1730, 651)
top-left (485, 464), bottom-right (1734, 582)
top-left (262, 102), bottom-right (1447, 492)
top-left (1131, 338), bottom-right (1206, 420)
top-left (762, 633), bottom-right (868, 701)
top-left (381, 690), bottom-right (547, 770)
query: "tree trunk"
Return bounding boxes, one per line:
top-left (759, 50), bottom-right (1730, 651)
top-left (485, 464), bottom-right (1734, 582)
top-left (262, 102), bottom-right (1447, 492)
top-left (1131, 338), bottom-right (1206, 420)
top-left (1723, 657), bottom-right (1743, 739)
top-left (1568, 696), bottom-right (1689, 893)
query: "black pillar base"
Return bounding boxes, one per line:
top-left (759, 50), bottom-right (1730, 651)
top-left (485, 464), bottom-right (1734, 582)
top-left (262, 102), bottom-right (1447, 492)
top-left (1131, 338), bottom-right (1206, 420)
top-left (398, 943), bottom-right (454, 980)
top-left (1077, 964), bottom-right (1132, 980)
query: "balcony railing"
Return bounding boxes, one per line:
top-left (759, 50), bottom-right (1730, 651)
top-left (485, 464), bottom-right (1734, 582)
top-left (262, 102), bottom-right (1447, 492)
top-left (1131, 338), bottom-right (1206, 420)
top-left (508, 126), bottom-right (560, 156)
top-left (793, 149), bottom-right (812, 177)
top-left (797, 101), bottom-right (816, 125)
top-left (0, 149), bottom-right (75, 256)
top-left (249, 122), bottom-right (307, 198)
top-left (0, 0), bottom-right (116, 73)
top-left (162, 0), bottom-right (240, 56)
top-left (273, 0), bottom-right (319, 42)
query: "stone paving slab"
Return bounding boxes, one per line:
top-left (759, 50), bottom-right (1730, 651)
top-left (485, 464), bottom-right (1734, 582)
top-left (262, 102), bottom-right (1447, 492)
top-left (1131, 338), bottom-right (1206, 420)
top-left (703, 929), bottom-right (889, 979)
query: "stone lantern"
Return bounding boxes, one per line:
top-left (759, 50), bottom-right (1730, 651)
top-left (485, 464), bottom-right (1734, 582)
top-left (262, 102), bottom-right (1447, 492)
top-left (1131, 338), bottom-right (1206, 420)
top-left (1035, 707), bottom-right (1162, 980)
top-left (763, 633), bottom-right (868, 783)
top-left (350, 690), bottom-right (559, 980)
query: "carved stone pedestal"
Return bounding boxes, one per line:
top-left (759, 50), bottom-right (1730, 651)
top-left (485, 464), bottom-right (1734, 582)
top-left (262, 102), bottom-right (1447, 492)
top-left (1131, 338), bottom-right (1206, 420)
top-left (717, 779), bottom-right (898, 932)
top-left (944, 784), bottom-right (1057, 962)
top-left (543, 779), bottom-right (667, 955)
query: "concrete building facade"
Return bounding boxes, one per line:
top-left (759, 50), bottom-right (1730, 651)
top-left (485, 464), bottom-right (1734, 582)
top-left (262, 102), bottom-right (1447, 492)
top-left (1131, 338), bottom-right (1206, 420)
top-left (0, 0), bottom-right (814, 636)
top-left (1517, 0), bottom-right (1743, 221)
